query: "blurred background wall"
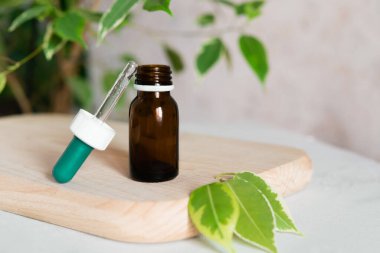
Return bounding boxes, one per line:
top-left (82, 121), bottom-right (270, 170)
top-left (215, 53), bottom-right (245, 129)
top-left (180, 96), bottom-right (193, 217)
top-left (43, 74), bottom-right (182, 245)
top-left (90, 0), bottom-right (380, 160)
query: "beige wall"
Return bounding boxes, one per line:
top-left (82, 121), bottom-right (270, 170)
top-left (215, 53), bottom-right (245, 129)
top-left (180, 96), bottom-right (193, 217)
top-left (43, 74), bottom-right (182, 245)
top-left (90, 0), bottom-right (380, 160)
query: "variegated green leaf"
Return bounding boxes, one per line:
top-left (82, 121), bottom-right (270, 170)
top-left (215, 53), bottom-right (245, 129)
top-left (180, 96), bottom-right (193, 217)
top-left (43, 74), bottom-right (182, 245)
top-left (188, 182), bottom-right (239, 253)
top-left (76, 9), bottom-right (103, 22)
top-left (98, 0), bottom-right (139, 42)
top-left (235, 172), bottom-right (301, 234)
top-left (226, 175), bottom-right (277, 253)
top-left (43, 24), bottom-right (66, 60)
top-left (9, 5), bottom-right (50, 32)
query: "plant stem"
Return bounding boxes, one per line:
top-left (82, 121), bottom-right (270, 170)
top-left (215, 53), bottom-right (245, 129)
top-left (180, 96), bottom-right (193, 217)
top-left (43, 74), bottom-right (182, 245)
top-left (215, 173), bottom-right (236, 182)
top-left (213, 0), bottom-right (236, 8)
top-left (1, 46), bottom-right (43, 113)
top-left (130, 22), bottom-right (249, 38)
top-left (90, 0), bottom-right (101, 10)
top-left (6, 74), bottom-right (32, 113)
top-left (0, 56), bottom-right (16, 65)
top-left (4, 46), bottom-right (43, 74)
top-left (51, 0), bottom-right (99, 112)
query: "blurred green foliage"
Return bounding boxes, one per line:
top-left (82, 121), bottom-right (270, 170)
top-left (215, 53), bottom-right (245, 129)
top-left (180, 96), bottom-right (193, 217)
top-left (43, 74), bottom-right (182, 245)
top-left (0, 0), bottom-right (268, 115)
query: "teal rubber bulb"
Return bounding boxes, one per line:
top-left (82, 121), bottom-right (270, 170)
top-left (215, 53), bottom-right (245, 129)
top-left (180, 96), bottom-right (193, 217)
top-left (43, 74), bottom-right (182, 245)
top-left (51, 62), bottom-right (137, 183)
top-left (53, 136), bottom-right (93, 183)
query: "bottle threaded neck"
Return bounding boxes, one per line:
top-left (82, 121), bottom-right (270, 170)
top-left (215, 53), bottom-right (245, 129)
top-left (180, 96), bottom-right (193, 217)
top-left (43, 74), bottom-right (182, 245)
top-left (135, 64), bottom-right (172, 86)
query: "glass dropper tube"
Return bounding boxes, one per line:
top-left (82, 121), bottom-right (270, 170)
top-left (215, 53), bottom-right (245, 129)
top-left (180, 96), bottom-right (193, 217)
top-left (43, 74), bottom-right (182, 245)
top-left (95, 61), bottom-right (138, 121)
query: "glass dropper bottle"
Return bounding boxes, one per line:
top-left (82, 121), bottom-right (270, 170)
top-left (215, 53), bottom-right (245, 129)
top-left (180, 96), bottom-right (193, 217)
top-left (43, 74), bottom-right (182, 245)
top-left (52, 61), bottom-right (137, 183)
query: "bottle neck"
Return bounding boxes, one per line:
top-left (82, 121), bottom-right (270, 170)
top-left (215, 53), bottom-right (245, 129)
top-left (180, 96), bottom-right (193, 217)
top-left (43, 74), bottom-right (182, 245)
top-left (137, 91), bottom-right (170, 99)
top-left (134, 65), bottom-right (173, 99)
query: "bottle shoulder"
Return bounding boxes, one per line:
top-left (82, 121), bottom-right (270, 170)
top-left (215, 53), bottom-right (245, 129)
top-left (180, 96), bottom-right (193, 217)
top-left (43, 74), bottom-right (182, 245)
top-left (130, 93), bottom-right (178, 110)
top-left (129, 94), bottom-right (178, 123)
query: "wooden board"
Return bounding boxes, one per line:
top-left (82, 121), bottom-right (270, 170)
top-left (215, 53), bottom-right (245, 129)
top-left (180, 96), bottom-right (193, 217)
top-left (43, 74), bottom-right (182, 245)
top-left (0, 114), bottom-right (312, 243)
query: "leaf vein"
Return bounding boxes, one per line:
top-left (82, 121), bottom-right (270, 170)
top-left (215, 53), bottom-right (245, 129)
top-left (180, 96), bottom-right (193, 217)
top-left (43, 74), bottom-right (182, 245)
top-left (226, 181), bottom-right (268, 241)
top-left (207, 185), bottom-right (224, 238)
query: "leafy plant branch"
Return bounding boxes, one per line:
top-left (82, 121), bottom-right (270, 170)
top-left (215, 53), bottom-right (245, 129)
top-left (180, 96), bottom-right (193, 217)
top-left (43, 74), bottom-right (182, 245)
top-left (188, 171), bottom-right (302, 253)
top-left (4, 74), bottom-right (32, 113)
top-left (0, 0), bottom-right (269, 113)
top-left (2, 45), bottom-right (43, 75)
top-left (0, 46), bottom-right (43, 112)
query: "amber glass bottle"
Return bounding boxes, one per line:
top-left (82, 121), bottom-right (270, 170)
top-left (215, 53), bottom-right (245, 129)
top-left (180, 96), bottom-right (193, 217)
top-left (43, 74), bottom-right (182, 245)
top-left (129, 65), bottom-right (179, 182)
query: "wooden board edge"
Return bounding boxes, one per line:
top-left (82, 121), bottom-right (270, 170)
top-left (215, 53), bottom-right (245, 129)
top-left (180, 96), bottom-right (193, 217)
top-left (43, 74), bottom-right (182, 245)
top-left (0, 152), bottom-right (312, 243)
top-left (0, 172), bottom-right (197, 243)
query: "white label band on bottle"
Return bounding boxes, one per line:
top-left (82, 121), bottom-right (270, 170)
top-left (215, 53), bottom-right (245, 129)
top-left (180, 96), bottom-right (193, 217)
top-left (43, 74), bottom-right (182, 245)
top-left (133, 84), bottom-right (174, 92)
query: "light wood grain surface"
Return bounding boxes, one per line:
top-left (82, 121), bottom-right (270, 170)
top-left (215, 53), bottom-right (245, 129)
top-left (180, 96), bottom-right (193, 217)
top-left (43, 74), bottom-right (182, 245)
top-left (0, 114), bottom-right (312, 243)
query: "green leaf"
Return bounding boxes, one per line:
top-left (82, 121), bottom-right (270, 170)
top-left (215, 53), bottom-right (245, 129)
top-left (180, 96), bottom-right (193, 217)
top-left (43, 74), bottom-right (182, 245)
top-left (235, 1), bottom-right (264, 20)
top-left (102, 70), bottom-right (119, 91)
top-left (67, 76), bottom-right (92, 110)
top-left (226, 175), bottom-right (277, 253)
top-left (76, 8), bottom-right (103, 22)
top-left (9, 5), bottom-right (50, 32)
top-left (113, 13), bottom-right (134, 32)
top-left (0, 73), bottom-right (6, 93)
top-left (53, 11), bottom-right (86, 47)
top-left (239, 34), bottom-right (268, 83)
top-left (36, 0), bottom-right (52, 4)
top-left (0, 0), bottom-right (24, 8)
top-left (215, 0), bottom-right (235, 7)
top-left (222, 43), bottom-right (232, 69)
top-left (143, 0), bottom-right (172, 15)
top-left (98, 0), bottom-right (139, 42)
top-left (43, 34), bottom-right (66, 61)
top-left (120, 53), bottom-right (137, 63)
top-left (188, 182), bottom-right (239, 253)
top-left (196, 38), bottom-right (223, 75)
top-left (197, 13), bottom-right (215, 27)
top-left (163, 45), bottom-right (184, 72)
top-left (43, 24), bottom-right (66, 60)
top-left (235, 172), bottom-right (301, 234)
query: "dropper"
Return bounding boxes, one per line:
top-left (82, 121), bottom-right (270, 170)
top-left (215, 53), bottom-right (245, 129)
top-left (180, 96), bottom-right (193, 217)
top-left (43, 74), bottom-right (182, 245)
top-left (52, 61), bottom-right (137, 183)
